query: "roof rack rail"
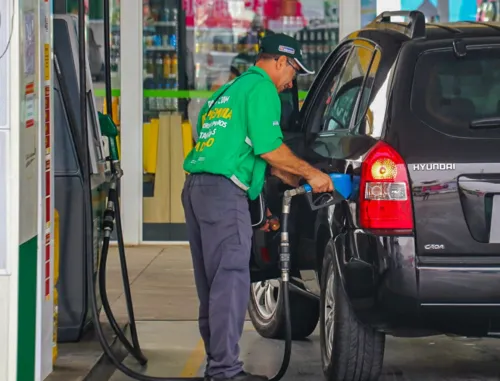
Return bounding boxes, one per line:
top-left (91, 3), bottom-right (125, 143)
top-left (462, 20), bottom-right (500, 32)
top-left (370, 10), bottom-right (426, 39)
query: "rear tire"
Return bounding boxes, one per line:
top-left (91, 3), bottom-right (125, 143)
top-left (320, 241), bottom-right (385, 381)
top-left (248, 279), bottom-right (319, 340)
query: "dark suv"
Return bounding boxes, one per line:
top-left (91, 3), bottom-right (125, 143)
top-left (247, 11), bottom-right (500, 381)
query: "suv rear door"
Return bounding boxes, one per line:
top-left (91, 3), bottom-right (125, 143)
top-left (396, 39), bottom-right (500, 258)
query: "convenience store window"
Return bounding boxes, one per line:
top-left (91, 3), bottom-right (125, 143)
top-left (189, 0), bottom-right (341, 93)
top-left (141, 0), bottom-right (342, 241)
top-left (141, 0), bottom-right (188, 241)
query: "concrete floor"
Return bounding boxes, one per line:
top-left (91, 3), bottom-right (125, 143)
top-left (109, 321), bottom-right (500, 381)
top-left (101, 245), bottom-right (500, 381)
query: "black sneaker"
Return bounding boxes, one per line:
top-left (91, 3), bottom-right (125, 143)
top-left (208, 371), bottom-right (268, 381)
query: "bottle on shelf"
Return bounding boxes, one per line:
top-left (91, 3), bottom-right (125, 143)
top-left (146, 53), bottom-right (154, 75)
top-left (163, 54), bottom-right (171, 77)
top-left (308, 29), bottom-right (315, 69)
top-left (330, 29), bottom-right (338, 51)
top-left (171, 8), bottom-right (178, 24)
top-left (155, 53), bottom-right (164, 80)
top-left (316, 29), bottom-right (323, 59)
top-left (323, 29), bottom-right (330, 58)
top-left (171, 53), bottom-right (178, 77)
top-left (162, 35), bottom-right (169, 47)
top-left (169, 33), bottom-right (177, 49)
top-left (162, 7), bottom-right (170, 22)
top-left (300, 28), bottom-right (309, 61)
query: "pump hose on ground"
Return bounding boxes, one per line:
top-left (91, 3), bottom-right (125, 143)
top-left (93, 0), bottom-right (148, 363)
top-left (88, 176), bottom-right (296, 381)
top-left (98, 181), bottom-right (148, 365)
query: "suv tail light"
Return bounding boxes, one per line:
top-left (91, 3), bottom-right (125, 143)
top-left (360, 141), bottom-right (414, 233)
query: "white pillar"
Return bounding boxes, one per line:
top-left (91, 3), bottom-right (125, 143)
top-left (377, 0), bottom-right (402, 14)
top-left (120, 0), bottom-right (143, 244)
top-left (339, 0), bottom-right (361, 40)
top-left (437, 0), bottom-right (449, 22)
top-left (0, 0), bottom-right (47, 380)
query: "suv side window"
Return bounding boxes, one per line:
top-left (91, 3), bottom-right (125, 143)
top-left (322, 44), bottom-right (375, 132)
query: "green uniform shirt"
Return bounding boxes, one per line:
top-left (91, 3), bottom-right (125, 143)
top-left (183, 66), bottom-right (283, 200)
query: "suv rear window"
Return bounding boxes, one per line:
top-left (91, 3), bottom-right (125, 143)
top-left (411, 46), bottom-right (500, 138)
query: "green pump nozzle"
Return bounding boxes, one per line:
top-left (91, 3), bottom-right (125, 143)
top-left (98, 112), bottom-right (123, 177)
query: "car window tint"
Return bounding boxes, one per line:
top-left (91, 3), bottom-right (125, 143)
top-left (411, 47), bottom-right (500, 138)
top-left (304, 48), bottom-right (351, 134)
top-left (322, 45), bottom-right (373, 132)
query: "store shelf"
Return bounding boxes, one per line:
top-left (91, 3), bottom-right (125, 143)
top-left (145, 46), bottom-right (177, 51)
top-left (147, 21), bottom-right (178, 27)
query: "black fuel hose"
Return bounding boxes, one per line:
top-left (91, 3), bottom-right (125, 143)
top-left (95, 0), bottom-right (148, 362)
top-left (98, 182), bottom-right (148, 366)
top-left (88, 184), bottom-right (294, 381)
top-left (268, 192), bottom-right (293, 381)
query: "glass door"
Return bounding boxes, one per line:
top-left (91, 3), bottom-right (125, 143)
top-left (142, 0), bottom-right (188, 241)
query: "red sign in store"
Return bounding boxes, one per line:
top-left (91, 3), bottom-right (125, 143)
top-left (183, 0), bottom-right (305, 28)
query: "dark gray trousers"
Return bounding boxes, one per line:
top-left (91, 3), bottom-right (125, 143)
top-left (181, 174), bottom-right (253, 378)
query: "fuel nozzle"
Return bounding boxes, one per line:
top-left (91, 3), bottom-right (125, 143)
top-left (98, 112), bottom-right (123, 177)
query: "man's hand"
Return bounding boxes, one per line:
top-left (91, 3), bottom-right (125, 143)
top-left (259, 208), bottom-right (280, 232)
top-left (261, 144), bottom-right (334, 194)
top-left (270, 167), bottom-right (300, 188)
top-left (305, 169), bottom-right (334, 193)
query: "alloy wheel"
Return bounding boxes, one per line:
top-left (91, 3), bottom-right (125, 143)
top-left (324, 265), bottom-right (336, 360)
top-left (251, 279), bottom-right (280, 320)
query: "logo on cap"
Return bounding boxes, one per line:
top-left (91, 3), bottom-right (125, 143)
top-left (278, 45), bottom-right (295, 54)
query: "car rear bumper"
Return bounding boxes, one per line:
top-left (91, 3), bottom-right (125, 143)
top-left (418, 265), bottom-right (500, 305)
top-left (346, 234), bottom-right (500, 333)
